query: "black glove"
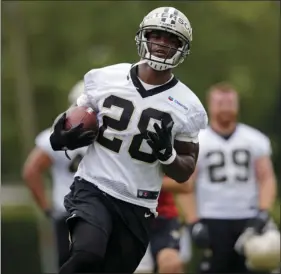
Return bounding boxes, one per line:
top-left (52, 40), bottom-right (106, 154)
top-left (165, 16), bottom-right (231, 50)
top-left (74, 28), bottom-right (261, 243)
top-left (245, 209), bottom-right (270, 234)
top-left (50, 113), bottom-right (96, 151)
top-left (147, 119), bottom-right (175, 163)
top-left (189, 221), bottom-right (210, 249)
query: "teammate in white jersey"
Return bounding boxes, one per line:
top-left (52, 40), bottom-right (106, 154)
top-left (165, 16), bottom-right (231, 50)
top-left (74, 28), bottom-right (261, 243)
top-left (180, 82), bottom-right (277, 274)
top-left (50, 7), bottom-right (208, 274)
top-left (22, 81), bottom-right (87, 268)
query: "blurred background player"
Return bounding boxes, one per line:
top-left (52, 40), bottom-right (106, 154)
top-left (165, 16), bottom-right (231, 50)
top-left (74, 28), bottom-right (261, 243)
top-left (135, 176), bottom-right (192, 273)
top-left (22, 81), bottom-right (86, 269)
top-left (179, 82), bottom-right (277, 274)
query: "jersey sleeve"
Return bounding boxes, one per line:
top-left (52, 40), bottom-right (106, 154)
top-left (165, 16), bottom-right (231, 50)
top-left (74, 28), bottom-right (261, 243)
top-left (253, 133), bottom-right (272, 158)
top-left (175, 107), bottom-right (208, 143)
top-left (76, 69), bottom-right (99, 111)
top-left (35, 129), bottom-right (57, 160)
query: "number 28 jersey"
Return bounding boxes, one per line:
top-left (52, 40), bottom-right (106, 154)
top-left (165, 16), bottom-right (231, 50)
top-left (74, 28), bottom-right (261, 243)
top-left (76, 63), bottom-right (208, 210)
top-left (196, 124), bottom-right (272, 219)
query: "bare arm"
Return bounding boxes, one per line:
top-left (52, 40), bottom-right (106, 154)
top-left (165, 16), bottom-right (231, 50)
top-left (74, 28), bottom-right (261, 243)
top-left (162, 141), bottom-right (199, 183)
top-left (255, 155), bottom-right (277, 211)
top-left (176, 169), bottom-right (199, 224)
top-left (162, 175), bottom-right (192, 194)
top-left (22, 147), bottom-right (53, 211)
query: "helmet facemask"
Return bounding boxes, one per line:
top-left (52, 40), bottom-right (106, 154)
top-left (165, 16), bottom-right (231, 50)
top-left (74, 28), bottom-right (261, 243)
top-left (135, 28), bottom-right (190, 71)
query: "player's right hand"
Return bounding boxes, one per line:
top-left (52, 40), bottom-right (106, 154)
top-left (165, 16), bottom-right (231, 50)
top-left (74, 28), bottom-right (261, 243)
top-left (189, 221), bottom-right (210, 249)
top-left (50, 113), bottom-right (96, 151)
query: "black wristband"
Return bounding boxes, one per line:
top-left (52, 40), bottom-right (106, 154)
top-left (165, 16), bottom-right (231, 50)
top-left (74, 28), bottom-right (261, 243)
top-left (44, 209), bottom-right (52, 218)
top-left (257, 209), bottom-right (269, 221)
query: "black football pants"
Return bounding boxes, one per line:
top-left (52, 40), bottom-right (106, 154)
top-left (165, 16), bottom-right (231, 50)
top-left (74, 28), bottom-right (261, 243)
top-left (59, 177), bottom-right (152, 273)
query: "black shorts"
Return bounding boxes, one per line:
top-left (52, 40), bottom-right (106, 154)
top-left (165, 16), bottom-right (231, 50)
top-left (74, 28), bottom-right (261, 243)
top-left (150, 216), bottom-right (181, 262)
top-left (64, 177), bottom-right (153, 273)
top-left (52, 212), bottom-right (70, 267)
top-left (198, 218), bottom-right (269, 274)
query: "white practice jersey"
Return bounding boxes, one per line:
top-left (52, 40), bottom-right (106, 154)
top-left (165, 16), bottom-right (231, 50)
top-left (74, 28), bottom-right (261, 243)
top-left (35, 128), bottom-right (88, 212)
top-left (196, 124), bottom-right (272, 219)
top-left (76, 63), bottom-right (208, 211)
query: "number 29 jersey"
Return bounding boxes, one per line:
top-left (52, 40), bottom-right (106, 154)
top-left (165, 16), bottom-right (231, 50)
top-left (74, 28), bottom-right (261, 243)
top-left (75, 63), bottom-right (208, 211)
top-left (195, 124), bottom-right (272, 219)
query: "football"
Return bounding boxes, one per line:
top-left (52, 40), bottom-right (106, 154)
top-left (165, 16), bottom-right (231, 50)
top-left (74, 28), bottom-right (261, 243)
top-left (64, 106), bottom-right (99, 133)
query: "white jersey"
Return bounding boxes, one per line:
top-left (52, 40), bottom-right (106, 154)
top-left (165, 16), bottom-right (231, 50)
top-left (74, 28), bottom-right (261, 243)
top-left (35, 129), bottom-right (88, 212)
top-left (196, 124), bottom-right (272, 219)
top-left (76, 63), bottom-right (208, 211)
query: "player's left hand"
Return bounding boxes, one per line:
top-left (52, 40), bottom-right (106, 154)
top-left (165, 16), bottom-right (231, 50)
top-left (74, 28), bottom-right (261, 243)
top-left (44, 209), bottom-right (54, 219)
top-left (147, 119), bottom-right (175, 163)
top-left (246, 210), bottom-right (270, 234)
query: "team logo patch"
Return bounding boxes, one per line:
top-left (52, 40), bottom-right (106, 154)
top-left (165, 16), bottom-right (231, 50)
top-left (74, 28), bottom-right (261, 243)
top-left (167, 96), bottom-right (188, 111)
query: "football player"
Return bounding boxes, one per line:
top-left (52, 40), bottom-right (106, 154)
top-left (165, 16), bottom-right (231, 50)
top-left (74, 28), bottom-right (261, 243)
top-left (135, 176), bottom-right (192, 273)
top-left (50, 7), bottom-right (208, 274)
top-left (180, 82), bottom-right (277, 274)
top-left (22, 81), bottom-right (86, 269)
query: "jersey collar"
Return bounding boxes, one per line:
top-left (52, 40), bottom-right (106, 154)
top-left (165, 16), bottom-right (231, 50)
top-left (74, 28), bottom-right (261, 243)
top-left (210, 125), bottom-right (238, 141)
top-left (129, 65), bottom-right (178, 98)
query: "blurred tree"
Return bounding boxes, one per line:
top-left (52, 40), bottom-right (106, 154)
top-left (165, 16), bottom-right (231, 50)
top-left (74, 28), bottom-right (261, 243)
top-left (3, 2), bottom-right (37, 177)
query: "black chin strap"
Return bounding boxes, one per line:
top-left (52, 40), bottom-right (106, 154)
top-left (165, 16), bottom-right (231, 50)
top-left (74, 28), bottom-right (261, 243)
top-left (64, 150), bottom-right (71, 160)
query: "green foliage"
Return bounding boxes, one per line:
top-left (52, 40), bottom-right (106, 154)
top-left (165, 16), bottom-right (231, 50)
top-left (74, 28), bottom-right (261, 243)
top-left (271, 200), bottom-right (281, 228)
top-left (2, 1), bottom-right (280, 182)
top-left (1, 205), bottom-right (35, 220)
top-left (2, 206), bottom-right (41, 274)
